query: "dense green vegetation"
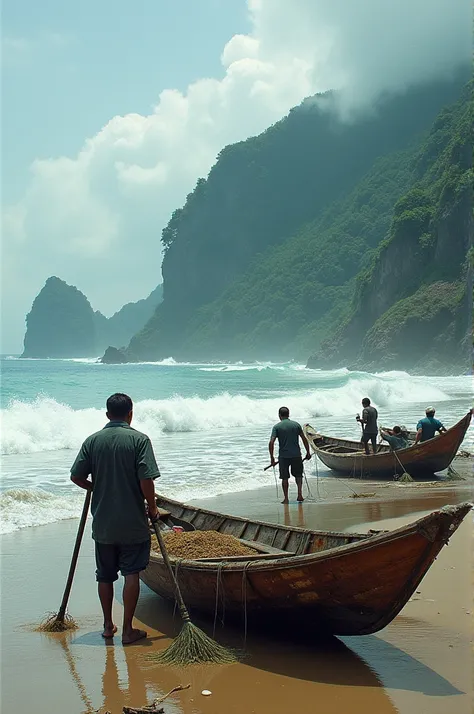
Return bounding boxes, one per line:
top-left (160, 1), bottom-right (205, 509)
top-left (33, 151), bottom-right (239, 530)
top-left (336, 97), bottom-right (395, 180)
top-left (126, 71), bottom-right (470, 369)
top-left (22, 278), bottom-right (162, 358)
top-left (310, 80), bottom-right (472, 372)
top-left (180, 149), bottom-right (414, 359)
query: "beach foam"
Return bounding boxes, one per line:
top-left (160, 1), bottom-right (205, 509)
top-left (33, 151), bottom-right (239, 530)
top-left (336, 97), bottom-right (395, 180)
top-left (0, 488), bottom-right (86, 534)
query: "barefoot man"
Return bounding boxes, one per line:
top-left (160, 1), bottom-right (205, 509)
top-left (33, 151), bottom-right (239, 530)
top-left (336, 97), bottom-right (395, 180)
top-left (70, 393), bottom-right (160, 645)
top-left (269, 406), bottom-right (311, 504)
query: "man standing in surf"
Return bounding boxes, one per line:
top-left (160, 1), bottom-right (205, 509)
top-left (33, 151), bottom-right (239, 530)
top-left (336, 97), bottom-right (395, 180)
top-left (269, 406), bottom-right (311, 504)
top-left (356, 397), bottom-right (379, 455)
top-left (70, 393), bottom-right (160, 645)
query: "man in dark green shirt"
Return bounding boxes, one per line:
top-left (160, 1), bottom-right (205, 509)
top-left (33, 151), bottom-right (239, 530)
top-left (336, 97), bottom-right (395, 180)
top-left (71, 393), bottom-right (160, 645)
top-left (269, 406), bottom-right (311, 504)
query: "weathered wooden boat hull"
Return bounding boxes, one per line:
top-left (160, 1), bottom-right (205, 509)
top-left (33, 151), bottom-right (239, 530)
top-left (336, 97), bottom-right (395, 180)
top-left (303, 411), bottom-right (472, 478)
top-left (141, 496), bottom-right (471, 636)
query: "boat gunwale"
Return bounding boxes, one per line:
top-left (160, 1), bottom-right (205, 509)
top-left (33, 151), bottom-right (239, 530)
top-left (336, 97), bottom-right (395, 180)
top-left (149, 500), bottom-right (472, 573)
top-left (156, 494), bottom-right (367, 540)
top-left (304, 410), bottom-right (472, 462)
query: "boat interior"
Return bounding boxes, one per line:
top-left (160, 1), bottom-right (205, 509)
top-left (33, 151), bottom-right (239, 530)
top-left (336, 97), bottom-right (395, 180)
top-left (155, 496), bottom-right (378, 563)
top-left (306, 432), bottom-right (391, 455)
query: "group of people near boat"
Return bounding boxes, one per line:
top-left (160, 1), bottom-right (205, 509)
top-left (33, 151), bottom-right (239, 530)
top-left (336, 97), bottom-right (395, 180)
top-left (356, 398), bottom-right (446, 455)
top-left (68, 392), bottom-right (449, 644)
top-left (267, 401), bottom-right (447, 502)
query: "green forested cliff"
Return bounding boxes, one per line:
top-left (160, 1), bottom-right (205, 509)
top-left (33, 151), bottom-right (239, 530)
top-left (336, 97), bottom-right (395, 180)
top-left (21, 279), bottom-right (162, 358)
top-left (22, 277), bottom-right (98, 358)
top-left (124, 71), bottom-right (470, 369)
top-left (309, 80), bottom-right (472, 373)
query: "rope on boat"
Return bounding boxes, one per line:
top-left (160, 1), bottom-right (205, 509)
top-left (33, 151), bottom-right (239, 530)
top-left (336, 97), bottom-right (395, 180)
top-left (312, 456), bottom-right (322, 499)
top-left (272, 465), bottom-right (279, 498)
top-left (212, 562), bottom-right (225, 637)
top-left (302, 464), bottom-right (314, 499)
top-left (241, 562), bottom-right (252, 646)
top-left (392, 449), bottom-right (413, 482)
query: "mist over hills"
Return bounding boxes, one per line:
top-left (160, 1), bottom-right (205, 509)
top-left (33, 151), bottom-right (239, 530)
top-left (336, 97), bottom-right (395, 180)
top-left (123, 70), bottom-right (470, 372)
top-left (21, 69), bottom-right (471, 373)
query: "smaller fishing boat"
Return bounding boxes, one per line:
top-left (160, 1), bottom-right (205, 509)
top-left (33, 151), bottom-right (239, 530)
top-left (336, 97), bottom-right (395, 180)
top-left (303, 410), bottom-right (472, 479)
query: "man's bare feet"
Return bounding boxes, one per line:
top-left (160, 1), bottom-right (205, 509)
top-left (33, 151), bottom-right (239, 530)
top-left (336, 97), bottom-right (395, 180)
top-left (281, 499), bottom-right (289, 504)
top-left (297, 496), bottom-right (304, 502)
top-left (102, 624), bottom-right (117, 638)
top-left (122, 628), bottom-right (147, 645)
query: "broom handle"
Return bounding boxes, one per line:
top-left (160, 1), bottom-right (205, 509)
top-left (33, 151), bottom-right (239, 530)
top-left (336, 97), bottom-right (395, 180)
top-left (151, 518), bottom-right (191, 623)
top-left (57, 490), bottom-right (92, 621)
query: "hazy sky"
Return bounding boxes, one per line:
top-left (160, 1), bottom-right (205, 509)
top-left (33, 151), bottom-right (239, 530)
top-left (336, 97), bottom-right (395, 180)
top-left (2, 0), bottom-right (471, 352)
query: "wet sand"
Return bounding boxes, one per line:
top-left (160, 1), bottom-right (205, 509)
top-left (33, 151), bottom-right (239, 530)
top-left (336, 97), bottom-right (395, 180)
top-left (1, 464), bottom-right (473, 714)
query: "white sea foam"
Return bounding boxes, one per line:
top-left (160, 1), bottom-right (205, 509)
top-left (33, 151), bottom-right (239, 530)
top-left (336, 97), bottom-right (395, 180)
top-left (0, 471), bottom-right (273, 534)
top-left (1, 374), bottom-right (452, 456)
top-left (0, 488), bottom-right (86, 534)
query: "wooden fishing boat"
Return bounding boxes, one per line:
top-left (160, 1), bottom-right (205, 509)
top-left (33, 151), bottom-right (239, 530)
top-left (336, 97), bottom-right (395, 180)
top-left (303, 410), bottom-right (472, 479)
top-left (142, 496), bottom-right (471, 636)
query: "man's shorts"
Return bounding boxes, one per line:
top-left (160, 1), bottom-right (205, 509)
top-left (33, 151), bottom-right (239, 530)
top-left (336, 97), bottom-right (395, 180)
top-left (279, 456), bottom-right (304, 480)
top-left (361, 432), bottom-right (377, 444)
top-left (95, 540), bottom-right (150, 583)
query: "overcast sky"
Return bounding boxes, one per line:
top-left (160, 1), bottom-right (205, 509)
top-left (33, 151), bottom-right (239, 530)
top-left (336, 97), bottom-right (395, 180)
top-left (2, 0), bottom-right (471, 353)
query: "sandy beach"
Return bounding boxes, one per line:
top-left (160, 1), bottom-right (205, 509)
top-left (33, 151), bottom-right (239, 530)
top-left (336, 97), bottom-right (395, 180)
top-left (1, 463), bottom-right (473, 714)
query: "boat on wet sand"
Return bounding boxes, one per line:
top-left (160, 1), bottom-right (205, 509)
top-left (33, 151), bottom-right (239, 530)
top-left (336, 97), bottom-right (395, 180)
top-left (303, 410), bottom-right (472, 479)
top-left (141, 497), bottom-right (472, 637)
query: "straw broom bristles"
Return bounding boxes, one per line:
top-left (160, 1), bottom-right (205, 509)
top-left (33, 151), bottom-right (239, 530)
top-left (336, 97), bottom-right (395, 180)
top-left (150, 519), bottom-right (237, 665)
top-left (151, 619), bottom-right (237, 665)
top-left (36, 612), bottom-right (78, 632)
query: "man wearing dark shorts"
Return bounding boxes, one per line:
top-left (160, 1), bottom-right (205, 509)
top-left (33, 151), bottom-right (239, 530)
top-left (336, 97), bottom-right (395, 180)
top-left (71, 393), bottom-right (160, 645)
top-left (356, 397), bottom-right (379, 455)
top-left (269, 406), bottom-right (311, 504)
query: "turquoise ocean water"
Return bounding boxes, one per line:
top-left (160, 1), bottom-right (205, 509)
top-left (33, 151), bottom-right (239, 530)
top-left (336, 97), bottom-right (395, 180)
top-left (1, 356), bottom-right (472, 533)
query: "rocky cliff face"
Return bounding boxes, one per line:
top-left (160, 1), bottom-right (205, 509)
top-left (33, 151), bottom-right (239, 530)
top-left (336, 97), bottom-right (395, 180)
top-left (22, 277), bottom-right (98, 358)
top-left (127, 73), bottom-right (468, 362)
top-left (21, 279), bottom-right (162, 358)
top-left (308, 82), bottom-right (472, 374)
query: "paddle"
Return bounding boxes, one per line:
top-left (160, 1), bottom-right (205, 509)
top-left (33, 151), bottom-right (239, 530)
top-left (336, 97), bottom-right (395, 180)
top-left (38, 490), bottom-right (91, 632)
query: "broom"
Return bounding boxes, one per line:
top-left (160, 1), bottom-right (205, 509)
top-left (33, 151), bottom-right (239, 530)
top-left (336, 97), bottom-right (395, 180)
top-left (149, 515), bottom-right (237, 665)
top-left (37, 490), bottom-right (91, 632)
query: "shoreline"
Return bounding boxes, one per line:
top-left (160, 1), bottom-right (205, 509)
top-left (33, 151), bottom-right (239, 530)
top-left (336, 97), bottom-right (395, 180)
top-left (1, 471), bottom-right (473, 714)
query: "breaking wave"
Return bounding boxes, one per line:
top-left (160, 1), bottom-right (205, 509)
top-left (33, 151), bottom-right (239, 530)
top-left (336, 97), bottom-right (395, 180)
top-left (1, 374), bottom-right (451, 456)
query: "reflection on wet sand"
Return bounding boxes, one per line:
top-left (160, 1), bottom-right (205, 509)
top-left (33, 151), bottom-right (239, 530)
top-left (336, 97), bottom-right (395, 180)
top-left (101, 643), bottom-right (149, 714)
top-left (51, 606), bottom-right (467, 714)
top-left (282, 502), bottom-right (306, 528)
top-left (132, 593), bottom-right (403, 714)
top-left (56, 635), bottom-right (96, 714)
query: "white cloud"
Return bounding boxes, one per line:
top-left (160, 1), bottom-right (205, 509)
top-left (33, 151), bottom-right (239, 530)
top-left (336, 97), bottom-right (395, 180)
top-left (2, 0), bottom-right (470, 352)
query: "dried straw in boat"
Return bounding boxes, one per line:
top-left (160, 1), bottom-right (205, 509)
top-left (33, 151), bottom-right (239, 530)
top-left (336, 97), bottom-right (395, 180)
top-left (151, 530), bottom-right (257, 560)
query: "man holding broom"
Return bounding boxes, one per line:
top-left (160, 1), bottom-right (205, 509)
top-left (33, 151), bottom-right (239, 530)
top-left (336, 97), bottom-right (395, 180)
top-left (70, 393), bottom-right (160, 644)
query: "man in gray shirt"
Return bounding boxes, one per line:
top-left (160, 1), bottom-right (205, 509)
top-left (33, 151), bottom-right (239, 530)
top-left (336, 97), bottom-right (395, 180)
top-left (356, 397), bottom-right (379, 455)
top-left (269, 406), bottom-right (311, 503)
top-left (71, 393), bottom-right (160, 645)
